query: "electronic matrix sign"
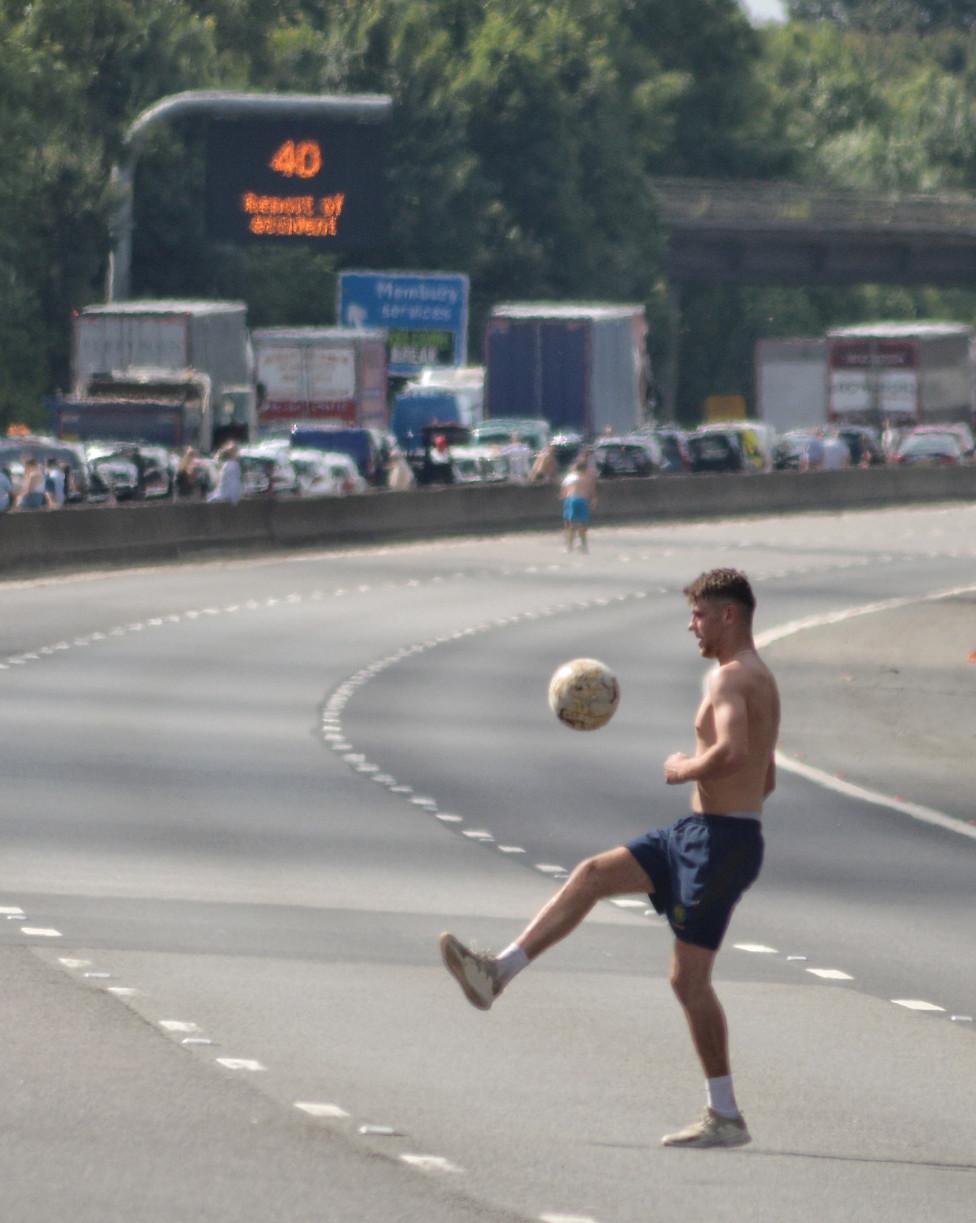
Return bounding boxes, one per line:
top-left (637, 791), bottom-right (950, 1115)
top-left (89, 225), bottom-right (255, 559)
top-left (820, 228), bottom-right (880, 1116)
top-left (205, 118), bottom-right (386, 248)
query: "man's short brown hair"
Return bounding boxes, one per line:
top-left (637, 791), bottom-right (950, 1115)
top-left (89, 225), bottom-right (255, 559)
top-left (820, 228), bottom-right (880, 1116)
top-left (683, 568), bottom-right (756, 618)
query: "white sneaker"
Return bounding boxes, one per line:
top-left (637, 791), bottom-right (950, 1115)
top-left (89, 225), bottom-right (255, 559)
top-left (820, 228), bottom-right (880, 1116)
top-left (439, 932), bottom-right (502, 1011)
top-left (661, 1107), bottom-right (751, 1149)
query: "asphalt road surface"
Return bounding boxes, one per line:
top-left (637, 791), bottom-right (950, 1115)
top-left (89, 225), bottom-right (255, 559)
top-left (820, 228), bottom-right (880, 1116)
top-left (1, 502), bottom-right (974, 1223)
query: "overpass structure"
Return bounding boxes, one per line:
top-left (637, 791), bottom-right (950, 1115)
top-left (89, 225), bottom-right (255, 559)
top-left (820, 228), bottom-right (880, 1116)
top-left (649, 176), bottom-right (976, 414)
top-left (651, 176), bottom-right (976, 286)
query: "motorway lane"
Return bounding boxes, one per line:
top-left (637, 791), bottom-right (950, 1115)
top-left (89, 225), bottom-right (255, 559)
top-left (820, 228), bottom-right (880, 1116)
top-left (1, 505), bottom-right (974, 1222)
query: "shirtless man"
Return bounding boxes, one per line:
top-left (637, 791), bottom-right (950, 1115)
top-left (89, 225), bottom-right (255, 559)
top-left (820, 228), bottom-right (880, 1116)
top-left (440, 568), bottom-right (780, 1148)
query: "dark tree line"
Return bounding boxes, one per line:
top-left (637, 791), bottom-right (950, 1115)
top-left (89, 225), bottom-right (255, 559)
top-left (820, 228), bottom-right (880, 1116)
top-left (3, 0), bottom-right (976, 428)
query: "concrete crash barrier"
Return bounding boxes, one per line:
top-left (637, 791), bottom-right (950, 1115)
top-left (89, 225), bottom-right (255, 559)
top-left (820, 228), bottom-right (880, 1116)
top-left (1, 465), bottom-right (975, 575)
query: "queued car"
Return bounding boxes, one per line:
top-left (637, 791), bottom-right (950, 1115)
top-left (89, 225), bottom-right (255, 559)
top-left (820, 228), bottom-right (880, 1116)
top-left (0, 436), bottom-right (90, 502)
top-left (290, 425), bottom-right (388, 487)
top-left (893, 431), bottom-right (967, 467)
top-left (471, 418), bottom-right (551, 455)
top-left (318, 451), bottom-right (367, 494)
top-left (85, 441), bottom-right (173, 500)
top-left (830, 426), bottom-right (886, 467)
top-left (592, 435), bottom-right (662, 478)
top-left (286, 448), bottom-right (345, 497)
top-left (449, 444), bottom-right (511, 484)
top-left (696, 421), bottom-right (776, 472)
top-left (238, 446), bottom-right (301, 497)
top-left (650, 427), bottom-right (692, 474)
top-left (687, 428), bottom-right (745, 473)
top-left (905, 424), bottom-right (975, 460)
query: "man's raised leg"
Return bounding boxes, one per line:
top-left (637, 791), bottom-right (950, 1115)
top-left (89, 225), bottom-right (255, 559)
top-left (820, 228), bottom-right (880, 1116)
top-left (439, 846), bottom-right (652, 1010)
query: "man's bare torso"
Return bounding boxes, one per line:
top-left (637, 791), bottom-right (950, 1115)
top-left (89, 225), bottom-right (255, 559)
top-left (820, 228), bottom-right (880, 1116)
top-left (692, 650), bottom-right (780, 815)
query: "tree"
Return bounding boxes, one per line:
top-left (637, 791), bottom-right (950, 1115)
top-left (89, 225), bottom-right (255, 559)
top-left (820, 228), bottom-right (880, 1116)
top-left (787, 1), bottom-right (976, 34)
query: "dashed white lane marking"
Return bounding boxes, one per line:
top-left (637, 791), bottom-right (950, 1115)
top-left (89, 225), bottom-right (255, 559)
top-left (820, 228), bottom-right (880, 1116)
top-left (106, 987), bottom-right (139, 997)
top-left (20, 927), bottom-right (61, 938)
top-left (498, 845), bottom-right (526, 854)
top-left (610, 898), bottom-right (647, 910)
top-left (891, 999), bottom-right (946, 1012)
top-left (540, 1214), bottom-right (600, 1223)
top-left (216, 1058), bottom-right (266, 1072)
top-left (159, 1020), bottom-right (200, 1033)
top-left (806, 968), bottom-right (854, 981)
top-left (734, 943), bottom-right (779, 954)
top-left (399, 1154), bottom-right (463, 1174)
top-left (58, 957), bottom-right (92, 968)
top-left (756, 583), bottom-right (976, 843)
top-left (294, 1102), bottom-right (350, 1119)
top-left (0, 906), bottom-right (25, 916)
top-left (535, 864), bottom-right (568, 876)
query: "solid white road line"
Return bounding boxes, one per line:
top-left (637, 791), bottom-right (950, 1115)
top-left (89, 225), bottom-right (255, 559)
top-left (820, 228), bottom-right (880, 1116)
top-left (757, 584), bottom-right (976, 843)
top-left (774, 752), bottom-right (976, 843)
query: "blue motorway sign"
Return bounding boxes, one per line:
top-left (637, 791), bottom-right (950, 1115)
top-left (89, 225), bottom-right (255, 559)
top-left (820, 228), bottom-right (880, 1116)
top-left (337, 271), bottom-right (469, 376)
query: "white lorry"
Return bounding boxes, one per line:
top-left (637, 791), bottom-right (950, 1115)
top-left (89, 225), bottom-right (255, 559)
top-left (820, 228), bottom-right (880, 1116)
top-left (826, 322), bottom-right (975, 428)
top-left (754, 337), bottom-right (827, 434)
top-left (251, 327), bottom-right (389, 434)
top-left (61, 300), bottom-right (256, 451)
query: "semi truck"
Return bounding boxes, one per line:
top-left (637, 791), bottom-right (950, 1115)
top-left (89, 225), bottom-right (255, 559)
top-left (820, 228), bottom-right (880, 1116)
top-left (57, 300), bottom-right (256, 450)
top-left (483, 304), bottom-right (649, 438)
top-left (251, 327), bottom-right (388, 434)
top-left (754, 337), bottom-right (827, 433)
top-left (826, 322), bottom-right (975, 428)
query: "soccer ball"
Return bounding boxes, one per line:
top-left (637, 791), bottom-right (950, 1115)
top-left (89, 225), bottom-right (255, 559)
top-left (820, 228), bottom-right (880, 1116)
top-left (548, 658), bottom-right (620, 731)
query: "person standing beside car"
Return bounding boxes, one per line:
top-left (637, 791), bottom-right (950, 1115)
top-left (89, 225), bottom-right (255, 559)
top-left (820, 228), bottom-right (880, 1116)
top-left (207, 442), bottom-right (242, 504)
top-left (175, 446), bottom-right (202, 499)
top-left (14, 457), bottom-right (52, 510)
top-left (44, 458), bottom-right (65, 507)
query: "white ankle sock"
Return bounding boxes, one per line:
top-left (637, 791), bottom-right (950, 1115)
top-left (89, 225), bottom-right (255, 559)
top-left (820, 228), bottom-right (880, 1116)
top-left (706, 1075), bottom-right (739, 1119)
top-left (494, 943), bottom-right (529, 987)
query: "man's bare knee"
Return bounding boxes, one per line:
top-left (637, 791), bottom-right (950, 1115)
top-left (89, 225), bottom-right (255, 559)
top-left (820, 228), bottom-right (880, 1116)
top-left (670, 942), bottom-right (716, 1007)
top-left (568, 848), bottom-right (651, 900)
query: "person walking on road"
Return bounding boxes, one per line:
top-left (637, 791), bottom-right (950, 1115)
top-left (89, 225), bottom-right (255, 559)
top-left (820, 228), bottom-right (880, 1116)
top-left (440, 568), bottom-right (780, 1149)
top-left (559, 457), bottom-right (596, 552)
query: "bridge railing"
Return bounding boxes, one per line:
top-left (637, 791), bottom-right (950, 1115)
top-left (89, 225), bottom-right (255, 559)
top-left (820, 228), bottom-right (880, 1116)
top-left (650, 176), bottom-right (976, 236)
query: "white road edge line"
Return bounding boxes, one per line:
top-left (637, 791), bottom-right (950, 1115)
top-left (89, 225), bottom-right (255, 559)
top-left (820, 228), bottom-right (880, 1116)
top-left (756, 583), bottom-right (976, 843)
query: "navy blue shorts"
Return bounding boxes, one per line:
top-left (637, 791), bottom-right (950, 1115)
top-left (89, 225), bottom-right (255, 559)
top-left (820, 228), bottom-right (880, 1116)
top-left (626, 814), bottom-right (764, 951)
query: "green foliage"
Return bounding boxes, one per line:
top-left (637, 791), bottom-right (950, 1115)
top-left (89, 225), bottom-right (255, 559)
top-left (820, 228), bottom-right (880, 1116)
top-left (5, 0), bottom-right (976, 429)
top-left (787, 1), bottom-right (976, 34)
